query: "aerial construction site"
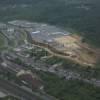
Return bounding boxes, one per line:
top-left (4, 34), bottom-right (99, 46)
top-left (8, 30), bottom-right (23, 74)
top-left (8, 20), bottom-right (99, 66)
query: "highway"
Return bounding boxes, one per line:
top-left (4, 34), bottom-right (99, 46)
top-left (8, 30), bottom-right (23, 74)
top-left (0, 79), bottom-right (42, 100)
top-left (0, 51), bottom-right (57, 100)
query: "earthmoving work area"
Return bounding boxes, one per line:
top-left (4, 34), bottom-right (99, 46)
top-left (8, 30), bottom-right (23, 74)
top-left (54, 35), bottom-right (98, 66)
top-left (8, 20), bottom-right (99, 66)
top-left (31, 34), bottom-right (98, 66)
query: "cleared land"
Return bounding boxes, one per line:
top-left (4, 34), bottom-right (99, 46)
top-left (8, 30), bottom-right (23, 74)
top-left (32, 34), bottom-right (99, 67)
top-left (54, 35), bottom-right (99, 66)
top-left (6, 20), bottom-right (100, 66)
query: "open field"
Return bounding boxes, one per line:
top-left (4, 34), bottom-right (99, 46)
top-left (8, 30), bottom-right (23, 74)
top-left (31, 33), bottom-right (99, 67)
top-left (54, 35), bottom-right (99, 66)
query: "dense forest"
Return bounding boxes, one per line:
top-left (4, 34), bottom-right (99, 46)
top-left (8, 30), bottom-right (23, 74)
top-left (0, 0), bottom-right (100, 47)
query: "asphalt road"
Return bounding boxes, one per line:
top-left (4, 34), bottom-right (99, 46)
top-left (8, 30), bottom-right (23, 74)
top-left (0, 79), bottom-right (42, 100)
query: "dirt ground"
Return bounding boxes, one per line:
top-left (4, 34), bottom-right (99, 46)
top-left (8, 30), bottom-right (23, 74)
top-left (54, 34), bottom-right (99, 66)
